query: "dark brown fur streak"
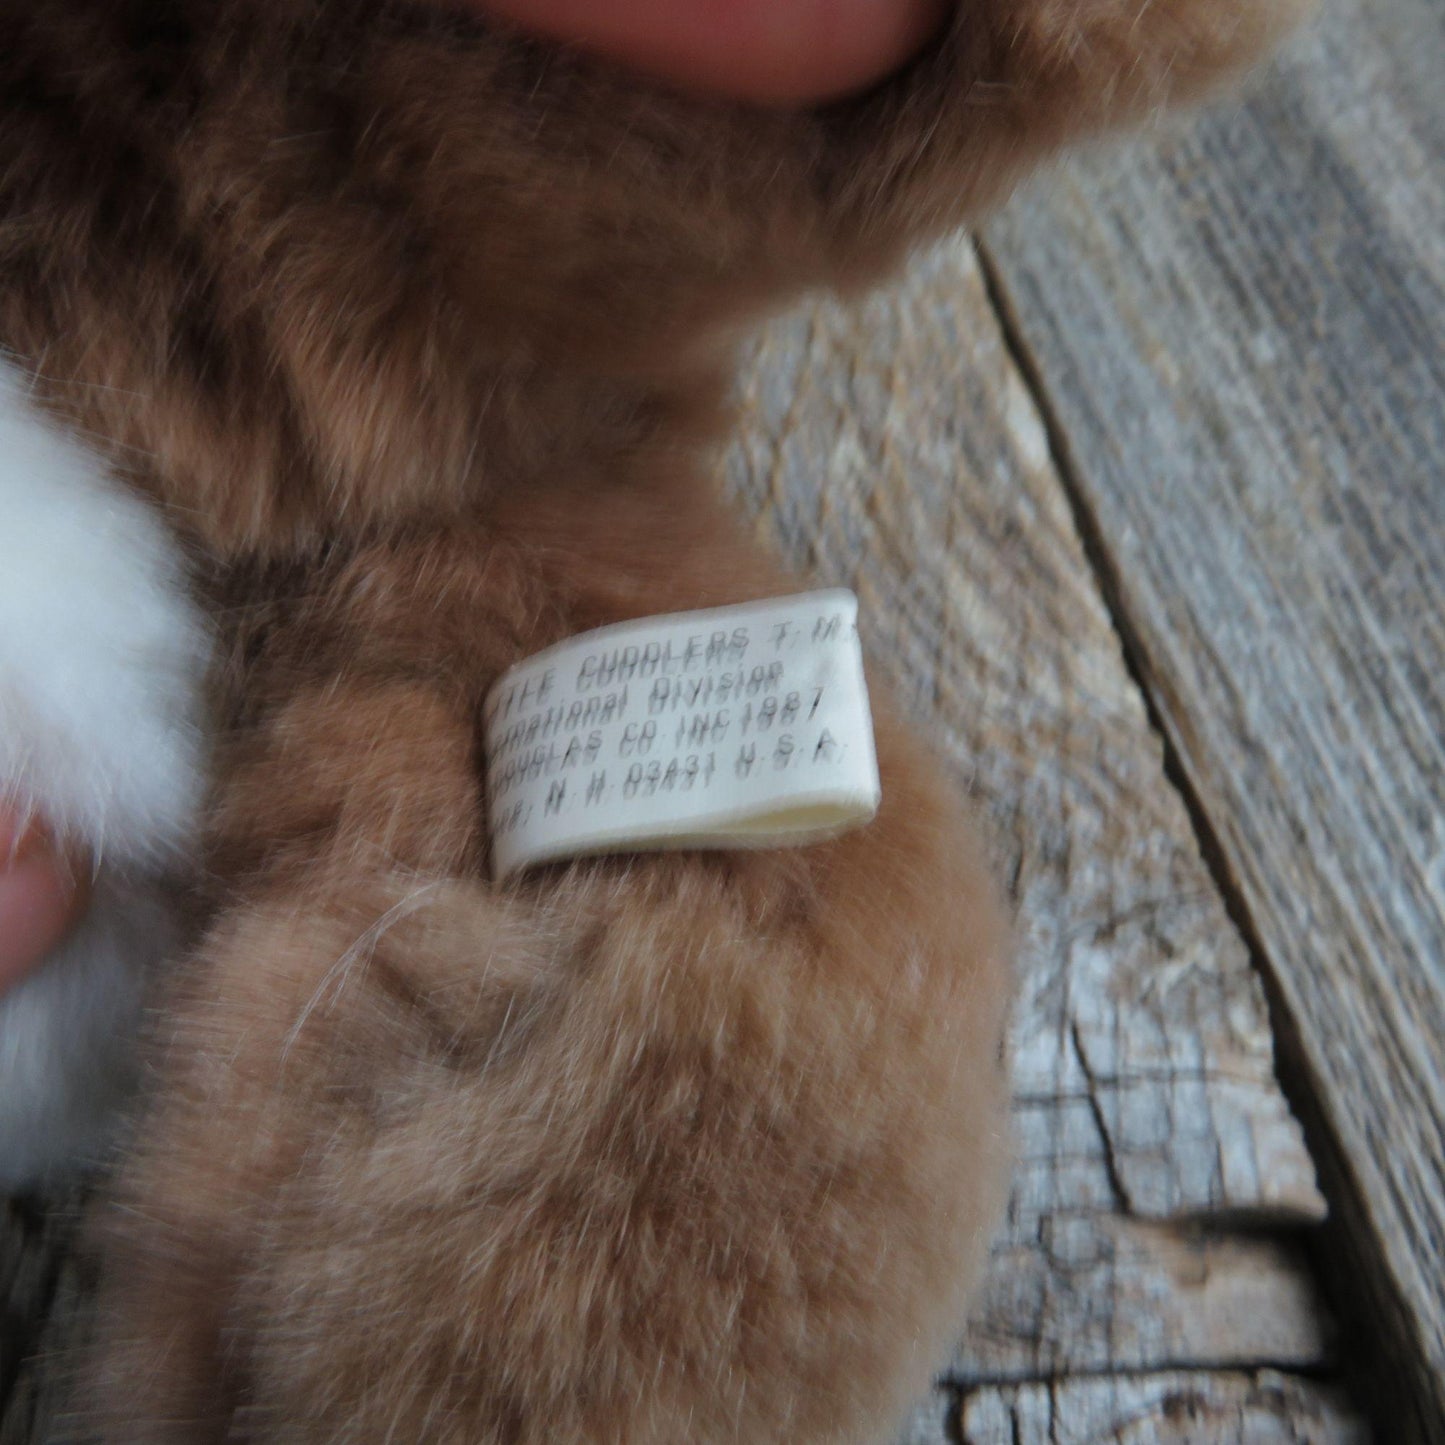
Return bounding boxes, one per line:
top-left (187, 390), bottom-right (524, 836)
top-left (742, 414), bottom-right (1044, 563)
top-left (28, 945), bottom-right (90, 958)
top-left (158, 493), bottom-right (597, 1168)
top-left (0, 0), bottom-right (1301, 1437)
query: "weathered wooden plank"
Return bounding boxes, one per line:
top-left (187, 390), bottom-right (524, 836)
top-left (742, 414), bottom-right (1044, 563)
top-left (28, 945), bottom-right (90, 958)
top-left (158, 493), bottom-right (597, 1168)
top-left (728, 236), bottom-right (1324, 1227)
top-left (977, 0), bottom-right (1445, 1428)
top-left (960, 1370), bottom-right (1371, 1445)
top-left (957, 1096), bottom-right (1336, 1383)
top-left (726, 234), bottom-right (1329, 1375)
top-left (954, 1217), bottom-right (1333, 1384)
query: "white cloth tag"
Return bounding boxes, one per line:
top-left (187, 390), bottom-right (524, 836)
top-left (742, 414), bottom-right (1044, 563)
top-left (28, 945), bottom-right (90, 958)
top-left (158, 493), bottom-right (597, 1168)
top-left (483, 590), bottom-right (881, 880)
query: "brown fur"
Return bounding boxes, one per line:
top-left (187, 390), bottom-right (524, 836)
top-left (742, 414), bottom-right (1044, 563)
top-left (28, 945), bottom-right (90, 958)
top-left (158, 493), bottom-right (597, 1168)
top-left (0, 0), bottom-right (1299, 1437)
top-left (73, 494), bottom-right (1016, 1444)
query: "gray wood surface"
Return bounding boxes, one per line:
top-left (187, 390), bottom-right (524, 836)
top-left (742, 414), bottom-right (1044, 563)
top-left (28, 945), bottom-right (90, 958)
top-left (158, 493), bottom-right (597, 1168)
top-left (731, 237), bottom-right (1323, 1216)
top-left (954, 1217), bottom-right (1334, 1384)
top-left (960, 1370), bottom-right (1372, 1445)
top-left (979, 0), bottom-right (1444, 1429)
top-left (729, 240), bottom-right (1357, 1430)
top-left (903, 1372), bottom-right (1369, 1444)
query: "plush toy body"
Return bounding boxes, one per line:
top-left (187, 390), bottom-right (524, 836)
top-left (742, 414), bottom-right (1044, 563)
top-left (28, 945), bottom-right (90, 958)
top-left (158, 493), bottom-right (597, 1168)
top-left (0, 0), bottom-right (1297, 1438)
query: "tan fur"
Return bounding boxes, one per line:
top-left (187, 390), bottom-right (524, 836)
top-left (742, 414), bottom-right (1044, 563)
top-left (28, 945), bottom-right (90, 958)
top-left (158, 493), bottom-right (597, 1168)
top-left (0, 0), bottom-right (1300, 1437)
top-left (75, 498), bottom-right (1016, 1444)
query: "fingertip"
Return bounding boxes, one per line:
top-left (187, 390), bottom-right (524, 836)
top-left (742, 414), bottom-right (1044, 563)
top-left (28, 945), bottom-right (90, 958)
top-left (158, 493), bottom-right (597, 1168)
top-left (0, 814), bottom-right (89, 995)
top-left (473, 0), bottom-right (947, 105)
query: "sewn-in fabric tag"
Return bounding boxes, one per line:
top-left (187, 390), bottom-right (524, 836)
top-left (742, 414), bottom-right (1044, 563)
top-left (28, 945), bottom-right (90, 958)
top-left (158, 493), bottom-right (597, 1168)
top-left (483, 590), bottom-right (881, 880)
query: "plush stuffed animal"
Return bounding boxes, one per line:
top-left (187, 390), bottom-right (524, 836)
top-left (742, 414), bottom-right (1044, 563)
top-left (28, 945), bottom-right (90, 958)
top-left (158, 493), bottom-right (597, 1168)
top-left (0, 0), bottom-right (1299, 1438)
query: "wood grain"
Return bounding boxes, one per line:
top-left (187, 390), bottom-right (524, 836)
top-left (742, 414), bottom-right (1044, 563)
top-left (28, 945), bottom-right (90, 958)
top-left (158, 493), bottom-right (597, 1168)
top-left (954, 1217), bottom-right (1334, 1384)
top-left (960, 1370), bottom-right (1371, 1445)
top-left (978, 0), bottom-right (1444, 1427)
top-left (726, 237), bottom-right (1341, 1408)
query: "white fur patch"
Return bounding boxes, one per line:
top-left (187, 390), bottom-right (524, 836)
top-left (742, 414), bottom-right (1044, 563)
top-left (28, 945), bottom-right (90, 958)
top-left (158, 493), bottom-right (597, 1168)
top-left (0, 363), bottom-right (208, 862)
top-left (0, 359), bottom-right (207, 1186)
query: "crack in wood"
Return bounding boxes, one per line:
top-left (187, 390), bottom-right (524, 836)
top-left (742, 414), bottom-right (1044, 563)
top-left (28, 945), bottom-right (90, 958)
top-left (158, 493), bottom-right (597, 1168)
top-left (1069, 1019), bottom-right (1129, 1213)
